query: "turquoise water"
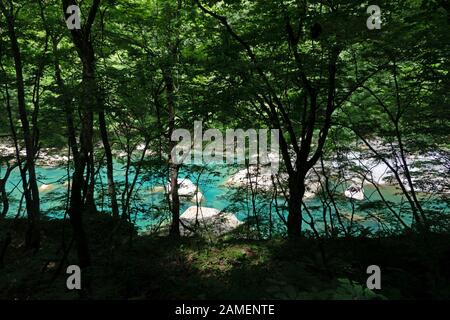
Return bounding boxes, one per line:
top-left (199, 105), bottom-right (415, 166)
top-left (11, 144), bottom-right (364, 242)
top-left (1, 162), bottom-right (448, 235)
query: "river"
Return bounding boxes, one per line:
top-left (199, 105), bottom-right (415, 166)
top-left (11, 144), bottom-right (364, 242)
top-left (1, 161), bottom-right (448, 235)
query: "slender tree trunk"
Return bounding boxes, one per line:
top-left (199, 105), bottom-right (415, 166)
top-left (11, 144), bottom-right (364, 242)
top-left (50, 34), bottom-right (93, 264)
top-left (51, 35), bottom-right (80, 164)
top-left (122, 139), bottom-right (151, 220)
top-left (99, 112), bottom-right (119, 219)
top-left (121, 135), bottom-right (132, 220)
top-left (0, 164), bottom-right (16, 218)
top-left (62, 0), bottom-right (102, 267)
top-left (2, 58), bottom-right (29, 224)
top-left (164, 66), bottom-right (181, 238)
top-left (96, 5), bottom-right (119, 220)
top-left (68, 156), bottom-right (90, 267)
top-left (0, 1), bottom-right (41, 250)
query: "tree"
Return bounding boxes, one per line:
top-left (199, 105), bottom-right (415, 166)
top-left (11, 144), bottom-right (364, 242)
top-left (0, 0), bottom-right (42, 250)
top-left (195, 0), bottom-right (382, 237)
top-left (61, 0), bottom-right (104, 268)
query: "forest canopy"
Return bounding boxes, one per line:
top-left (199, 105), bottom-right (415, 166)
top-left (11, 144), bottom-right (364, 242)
top-left (0, 0), bottom-right (449, 301)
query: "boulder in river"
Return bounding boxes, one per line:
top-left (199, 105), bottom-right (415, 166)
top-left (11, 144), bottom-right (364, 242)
top-left (167, 178), bottom-right (198, 197)
top-left (39, 184), bottom-right (55, 193)
top-left (344, 185), bottom-right (364, 201)
top-left (179, 206), bottom-right (243, 236)
top-left (190, 191), bottom-right (204, 203)
top-left (225, 166), bottom-right (277, 190)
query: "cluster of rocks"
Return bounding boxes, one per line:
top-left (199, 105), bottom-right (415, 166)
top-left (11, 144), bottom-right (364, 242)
top-left (112, 143), bottom-right (159, 160)
top-left (332, 149), bottom-right (450, 195)
top-left (224, 166), bottom-right (322, 199)
top-left (0, 140), bottom-right (68, 167)
top-left (223, 147), bottom-right (450, 201)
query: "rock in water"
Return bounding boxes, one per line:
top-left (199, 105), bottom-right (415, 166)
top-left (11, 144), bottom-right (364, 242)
top-left (304, 181), bottom-right (321, 199)
top-left (190, 191), bottom-right (204, 203)
top-left (167, 178), bottom-right (198, 197)
top-left (39, 184), bottom-right (55, 193)
top-left (226, 166), bottom-right (278, 191)
top-left (149, 186), bottom-right (165, 194)
top-left (180, 206), bottom-right (243, 236)
top-left (344, 185), bottom-right (364, 201)
top-left (225, 166), bottom-right (321, 199)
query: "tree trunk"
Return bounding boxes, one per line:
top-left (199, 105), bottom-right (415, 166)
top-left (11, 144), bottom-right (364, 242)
top-left (164, 66), bottom-right (181, 238)
top-left (51, 35), bottom-right (80, 164)
top-left (287, 174), bottom-right (305, 238)
top-left (61, 0), bottom-right (102, 267)
top-left (99, 111), bottom-right (119, 219)
top-left (0, 164), bottom-right (16, 218)
top-left (0, 1), bottom-right (41, 250)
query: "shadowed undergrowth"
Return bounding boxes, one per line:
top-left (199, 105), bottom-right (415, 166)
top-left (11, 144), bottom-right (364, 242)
top-left (0, 214), bottom-right (449, 300)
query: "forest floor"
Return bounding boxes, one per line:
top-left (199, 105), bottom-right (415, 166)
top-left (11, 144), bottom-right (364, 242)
top-left (1, 213), bottom-right (450, 300)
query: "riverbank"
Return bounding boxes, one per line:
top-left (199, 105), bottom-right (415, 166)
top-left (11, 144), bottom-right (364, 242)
top-left (1, 214), bottom-right (449, 299)
top-left (0, 139), bottom-right (69, 167)
top-left (0, 139), bottom-right (156, 167)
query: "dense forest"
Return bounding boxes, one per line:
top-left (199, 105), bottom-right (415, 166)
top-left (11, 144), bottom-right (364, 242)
top-left (0, 0), bottom-right (449, 300)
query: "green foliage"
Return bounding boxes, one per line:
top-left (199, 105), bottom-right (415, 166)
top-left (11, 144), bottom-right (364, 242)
top-left (0, 0), bottom-right (449, 300)
top-left (332, 278), bottom-right (386, 300)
